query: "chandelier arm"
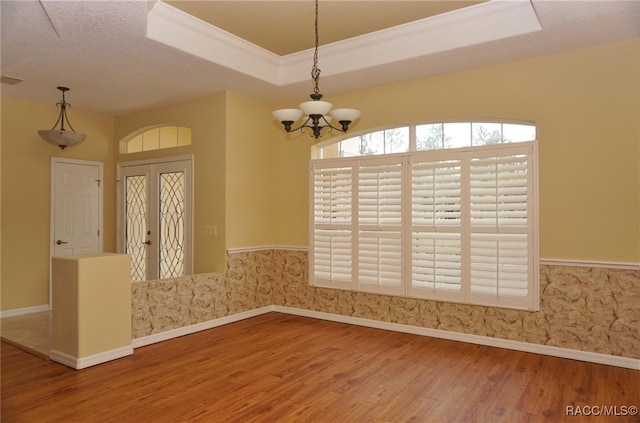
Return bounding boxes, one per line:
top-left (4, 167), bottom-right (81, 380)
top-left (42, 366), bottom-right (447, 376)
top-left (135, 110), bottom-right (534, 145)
top-left (284, 116), bottom-right (314, 133)
top-left (61, 105), bottom-right (77, 132)
top-left (49, 106), bottom-right (64, 131)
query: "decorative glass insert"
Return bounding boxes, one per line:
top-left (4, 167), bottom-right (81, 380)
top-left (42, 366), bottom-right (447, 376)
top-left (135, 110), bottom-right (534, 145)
top-left (159, 171), bottom-right (185, 279)
top-left (125, 175), bottom-right (147, 282)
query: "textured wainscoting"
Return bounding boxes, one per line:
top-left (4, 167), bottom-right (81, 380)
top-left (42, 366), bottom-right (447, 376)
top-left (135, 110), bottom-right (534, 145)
top-left (131, 249), bottom-right (640, 360)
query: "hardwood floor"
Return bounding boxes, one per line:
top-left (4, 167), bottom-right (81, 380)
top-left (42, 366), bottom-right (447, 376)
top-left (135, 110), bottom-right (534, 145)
top-left (2, 312), bottom-right (639, 422)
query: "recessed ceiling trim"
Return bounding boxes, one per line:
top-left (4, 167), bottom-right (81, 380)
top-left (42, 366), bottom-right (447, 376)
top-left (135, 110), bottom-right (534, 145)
top-left (147, 0), bottom-right (281, 83)
top-left (279, 0), bottom-right (543, 83)
top-left (147, 0), bottom-right (542, 88)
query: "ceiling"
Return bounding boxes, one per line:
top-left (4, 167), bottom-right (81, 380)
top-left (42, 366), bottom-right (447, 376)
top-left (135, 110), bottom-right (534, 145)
top-left (165, 1), bottom-right (486, 56)
top-left (1, 0), bottom-right (639, 116)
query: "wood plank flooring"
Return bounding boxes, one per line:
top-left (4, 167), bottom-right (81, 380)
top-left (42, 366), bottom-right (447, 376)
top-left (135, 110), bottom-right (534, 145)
top-left (2, 312), bottom-right (639, 422)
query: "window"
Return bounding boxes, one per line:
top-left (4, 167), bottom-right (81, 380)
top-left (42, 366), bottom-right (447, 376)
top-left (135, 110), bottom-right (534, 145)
top-left (120, 125), bottom-right (192, 154)
top-left (318, 121), bottom-right (535, 158)
top-left (310, 122), bottom-right (538, 310)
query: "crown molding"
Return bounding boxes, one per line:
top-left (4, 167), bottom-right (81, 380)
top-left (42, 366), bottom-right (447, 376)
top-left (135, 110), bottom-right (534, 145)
top-left (147, 0), bottom-right (542, 88)
top-left (146, 0), bottom-right (281, 83)
top-left (280, 0), bottom-right (542, 82)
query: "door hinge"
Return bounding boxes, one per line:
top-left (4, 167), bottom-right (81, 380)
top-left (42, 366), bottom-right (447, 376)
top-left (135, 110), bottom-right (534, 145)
top-left (97, 229), bottom-right (100, 237)
top-left (95, 179), bottom-right (101, 187)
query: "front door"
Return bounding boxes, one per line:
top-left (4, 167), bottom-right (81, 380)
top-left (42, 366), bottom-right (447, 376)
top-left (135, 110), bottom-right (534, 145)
top-left (118, 157), bottom-right (192, 282)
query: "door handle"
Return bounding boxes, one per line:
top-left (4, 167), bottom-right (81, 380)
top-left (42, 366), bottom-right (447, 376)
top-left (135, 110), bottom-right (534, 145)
top-left (56, 240), bottom-right (68, 245)
top-left (143, 240), bottom-right (152, 245)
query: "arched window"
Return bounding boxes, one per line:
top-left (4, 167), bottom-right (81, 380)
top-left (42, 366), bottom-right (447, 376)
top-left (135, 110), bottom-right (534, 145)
top-left (120, 125), bottom-right (192, 154)
top-left (317, 121), bottom-right (535, 158)
top-left (310, 120), bottom-right (539, 311)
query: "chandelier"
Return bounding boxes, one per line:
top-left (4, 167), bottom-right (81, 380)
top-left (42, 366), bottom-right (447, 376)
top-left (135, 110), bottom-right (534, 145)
top-left (272, 0), bottom-right (360, 139)
top-left (38, 86), bottom-right (86, 149)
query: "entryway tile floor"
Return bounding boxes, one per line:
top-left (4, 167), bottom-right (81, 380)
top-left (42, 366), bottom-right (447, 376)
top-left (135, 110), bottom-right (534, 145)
top-left (1, 311), bottom-right (51, 360)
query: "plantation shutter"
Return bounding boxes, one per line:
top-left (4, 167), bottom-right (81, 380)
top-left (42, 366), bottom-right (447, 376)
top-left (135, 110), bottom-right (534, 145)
top-left (357, 158), bottom-right (404, 294)
top-left (468, 145), bottom-right (535, 309)
top-left (310, 163), bottom-right (354, 288)
top-left (409, 154), bottom-right (464, 302)
top-left (310, 141), bottom-right (538, 311)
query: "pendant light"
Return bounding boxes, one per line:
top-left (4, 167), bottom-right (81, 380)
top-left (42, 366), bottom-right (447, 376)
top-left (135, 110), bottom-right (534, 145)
top-left (39, 86), bottom-right (86, 149)
top-left (273, 0), bottom-right (360, 139)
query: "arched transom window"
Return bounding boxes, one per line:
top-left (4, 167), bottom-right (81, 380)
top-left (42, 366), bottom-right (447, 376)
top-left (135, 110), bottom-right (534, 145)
top-left (120, 125), bottom-right (192, 154)
top-left (317, 121), bottom-right (536, 158)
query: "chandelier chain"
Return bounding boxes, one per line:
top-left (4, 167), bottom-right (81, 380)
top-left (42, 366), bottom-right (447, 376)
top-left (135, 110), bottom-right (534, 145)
top-left (311, 0), bottom-right (321, 95)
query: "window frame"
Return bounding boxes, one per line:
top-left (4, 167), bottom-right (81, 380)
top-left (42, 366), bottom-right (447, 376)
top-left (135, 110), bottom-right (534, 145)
top-left (310, 122), bottom-right (539, 311)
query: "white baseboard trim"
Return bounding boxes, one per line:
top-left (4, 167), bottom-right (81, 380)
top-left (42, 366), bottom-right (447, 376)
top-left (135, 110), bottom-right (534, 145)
top-left (0, 304), bottom-right (50, 318)
top-left (50, 345), bottom-right (133, 370)
top-left (273, 306), bottom-right (640, 371)
top-left (131, 306), bottom-right (273, 349)
top-left (130, 305), bottom-right (639, 371)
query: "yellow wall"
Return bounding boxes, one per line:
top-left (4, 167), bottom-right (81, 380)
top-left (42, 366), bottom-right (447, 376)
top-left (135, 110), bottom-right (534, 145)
top-left (272, 38), bottom-right (640, 263)
top-left (225, 92), bottom-right (278, 248)
top-left (2, 37), bottom-right (639, 312)
top-left (114, 92), bottom-right (227, 274)
top-left (1, 96), bottom-right (116, 311)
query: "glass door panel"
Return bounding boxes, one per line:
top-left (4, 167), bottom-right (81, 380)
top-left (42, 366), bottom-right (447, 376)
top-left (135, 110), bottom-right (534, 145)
top-left (125, 174), bottom-right (149, 282)
top-left (159, 171), bottom-right (185, 279)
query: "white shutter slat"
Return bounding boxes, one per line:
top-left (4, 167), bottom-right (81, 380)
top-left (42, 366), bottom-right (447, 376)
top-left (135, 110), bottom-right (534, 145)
top-left (357, 159), bottom-right (404, 292)
top-left (411, 158), bottom-right (462, 227)
top-left (313, 229), bottom-right (352, 281)
top-left (313, 166), bottom-right (352, 225)
top-left (470, 232), bottom-right (529, 298)
top-left (411, 231), bottom-right (462, 292)
top-left (358, 231), bottom-right (402, 287)
top-left (410, 157), bottom-right (463, 296)
top-left (470, 153), bottom-right (529, 227)
top-left (311, 163), bottom-right (354, 286)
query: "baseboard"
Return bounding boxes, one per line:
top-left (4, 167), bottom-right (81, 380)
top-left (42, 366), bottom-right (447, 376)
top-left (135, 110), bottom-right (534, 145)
top-left (131, 306), bottom-right (274, 349)
top-left (50, 345), bottom-right (133, 370)
top-left (130, 305), bottom-right (639, 371)
top-left (0, 304), bottom-right (50, 318)
top-left (273, 306), bottom-right (640, 371)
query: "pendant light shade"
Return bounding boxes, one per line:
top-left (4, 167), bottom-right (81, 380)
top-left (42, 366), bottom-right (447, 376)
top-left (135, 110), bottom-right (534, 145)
top-left (39, 128), bottom-right (86, 148)
top-left (39, 86), bottom-right (86, 149)
top-left (299, 100), bottom-right (332, 116)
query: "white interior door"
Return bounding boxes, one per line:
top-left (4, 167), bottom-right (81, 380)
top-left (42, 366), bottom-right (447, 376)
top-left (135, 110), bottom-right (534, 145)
top-left (51, 158), bottom-right (103, 304)
top-left (118, 157), bottom-right (192, 282)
